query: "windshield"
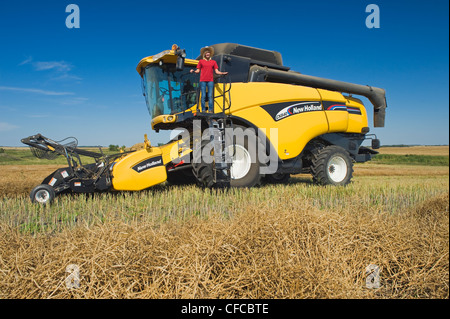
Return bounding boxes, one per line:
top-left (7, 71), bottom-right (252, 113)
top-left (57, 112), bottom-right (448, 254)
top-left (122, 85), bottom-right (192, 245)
top-left (142, 64), bottom-right (198, 119)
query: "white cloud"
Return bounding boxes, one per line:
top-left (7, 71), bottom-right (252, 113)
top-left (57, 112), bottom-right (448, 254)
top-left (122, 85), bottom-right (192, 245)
top-left (18, 56), bottom-right (33, 66)
top-left (51, 73), bottom-right (83, 81)
top-left (0, 86), bottom-right (74, 96)
top-left (18, 58), bottom-right (81, 82)
top-left (0, 122), bottom-right (19, 132)
top-left (33, 61), bottom-right (72, 72)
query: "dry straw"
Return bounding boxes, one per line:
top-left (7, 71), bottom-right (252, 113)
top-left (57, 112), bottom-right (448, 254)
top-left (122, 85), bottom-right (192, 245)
top-left (0, 190), bottom-right (448, 298)
top-left (0, 153), bottom-right (448, 298)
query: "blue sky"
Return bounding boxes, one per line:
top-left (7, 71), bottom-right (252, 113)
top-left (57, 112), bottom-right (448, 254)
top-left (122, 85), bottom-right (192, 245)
top-left (0, 0), bottom-right (448, 147)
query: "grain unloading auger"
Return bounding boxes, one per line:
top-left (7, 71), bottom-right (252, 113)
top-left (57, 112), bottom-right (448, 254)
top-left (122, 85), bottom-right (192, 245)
top-left (24, 43), bottom-right (387, 204)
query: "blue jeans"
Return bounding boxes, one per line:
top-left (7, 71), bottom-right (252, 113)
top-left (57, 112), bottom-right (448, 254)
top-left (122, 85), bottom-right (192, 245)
top-left (200, 81), bottom-right (214, 110)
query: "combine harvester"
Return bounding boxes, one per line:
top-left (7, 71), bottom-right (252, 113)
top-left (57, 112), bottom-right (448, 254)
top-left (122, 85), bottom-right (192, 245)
top-left (23, 43), bottom-right (387, 204)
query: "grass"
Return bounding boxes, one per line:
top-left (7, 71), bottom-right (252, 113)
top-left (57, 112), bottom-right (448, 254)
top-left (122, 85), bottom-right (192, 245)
top-left (0, 146), bottom-right (448, 299)
top-left (0, 173), bottom-right (448, 299)
top-left (371, 154), bottom-right (449, 166)
top-left (0, 175), bottom-right (447, 234)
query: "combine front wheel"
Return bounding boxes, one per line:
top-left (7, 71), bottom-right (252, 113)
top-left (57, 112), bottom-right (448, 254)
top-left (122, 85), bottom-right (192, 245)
top-left (192, 125), bottom-right (262, 188)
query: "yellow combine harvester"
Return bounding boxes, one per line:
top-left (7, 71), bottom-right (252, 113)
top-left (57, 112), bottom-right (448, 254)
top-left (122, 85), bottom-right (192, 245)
top-left (23, 43), bottom-right (386, 204)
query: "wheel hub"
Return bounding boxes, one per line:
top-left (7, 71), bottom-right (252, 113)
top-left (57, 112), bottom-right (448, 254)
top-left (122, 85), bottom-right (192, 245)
top-left (35, 189), bottom-right (50, 204)
top-left (228, 145), bottom-right (251, 180)
top-left (327, 156), bottom-right (347, 183)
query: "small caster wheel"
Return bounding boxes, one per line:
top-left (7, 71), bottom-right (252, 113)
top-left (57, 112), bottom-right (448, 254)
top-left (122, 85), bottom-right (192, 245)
top-left (30, 184), bottom-right (55, 205)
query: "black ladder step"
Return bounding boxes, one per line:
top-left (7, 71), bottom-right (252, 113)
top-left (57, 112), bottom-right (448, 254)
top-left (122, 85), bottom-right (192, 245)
top-left (209, 119), bottom-right (231, 184)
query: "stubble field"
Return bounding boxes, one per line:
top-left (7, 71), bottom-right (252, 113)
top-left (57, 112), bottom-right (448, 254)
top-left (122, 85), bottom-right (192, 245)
top-left (0, 146), bottom-right (448, 299)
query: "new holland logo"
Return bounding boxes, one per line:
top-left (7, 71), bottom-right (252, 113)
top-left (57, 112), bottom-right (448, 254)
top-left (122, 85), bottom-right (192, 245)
top-left (132, 156), bottom-right (163, 173)
top-left (275, 102), bottom-right (323, 121)
top-left (260, 101), bottom-right (323, 122)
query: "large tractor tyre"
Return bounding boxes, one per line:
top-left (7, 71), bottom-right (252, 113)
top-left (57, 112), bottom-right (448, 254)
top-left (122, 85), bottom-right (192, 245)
top-left (30, 184), bottom-right (55, 205)
top-left (311, 145), bottom-right (354, 186)
top-left (192, 140), bottom-right (221, 188)
top-left (192, 125), bottom-right (262, 188)
top-left (166, 167), bottom-right (197, 185)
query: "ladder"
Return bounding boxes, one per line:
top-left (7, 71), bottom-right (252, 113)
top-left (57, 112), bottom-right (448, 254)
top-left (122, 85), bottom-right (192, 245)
top-left (209, 75), bottom-right (233, 186)
top-left (209, 118), bottom-right (231, 185)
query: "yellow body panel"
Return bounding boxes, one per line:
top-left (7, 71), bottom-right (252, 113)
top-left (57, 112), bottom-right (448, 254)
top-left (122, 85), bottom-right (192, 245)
top-left (137, 50), bottom-right (198, 76)
top-left (159, 139), bottom-right (192, 164)
top-left (206, 82), bottom-right (369, 160)
top-left (226, 83), bottom-right (327, 159)
top-left (111, 139), bottom-right (190, 191)
top-left (112, 147), bottom-right (166, 191)
top-left (222, 82), bottom-right (321, 114)
top-left (317, 89), bottom-right (349, 132)
top-left (345, 96), bottom-right (368, 133)
top-left (324, 111), bottom-right (349, 132)
top-left (317, 89), bottom-right (346, 102)
top-left (233, 106), bottom-right (329, 160)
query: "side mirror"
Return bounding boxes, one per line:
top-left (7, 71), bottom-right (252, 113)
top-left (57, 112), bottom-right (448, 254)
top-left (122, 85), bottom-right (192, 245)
top-left (372, 138), bottom-right (380, 149)
top-left (176, 49), bottom-right (186, 71)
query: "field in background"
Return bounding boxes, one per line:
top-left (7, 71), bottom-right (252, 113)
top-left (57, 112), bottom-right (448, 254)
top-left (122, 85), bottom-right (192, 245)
top-left (2, 145), bottom-right (448, 163)
top-left (0, 145), bottom-right (448, 298)
top-left (1, 145), bottom-right (448, 198)
top-left (377, 145), bottom-right (449, 156)
top-left (0, 147), bottom-right (117, 166)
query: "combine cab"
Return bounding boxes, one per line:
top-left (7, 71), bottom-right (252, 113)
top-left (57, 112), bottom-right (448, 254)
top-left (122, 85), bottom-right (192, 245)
top-left (24, 43), bottom-right (387, 204)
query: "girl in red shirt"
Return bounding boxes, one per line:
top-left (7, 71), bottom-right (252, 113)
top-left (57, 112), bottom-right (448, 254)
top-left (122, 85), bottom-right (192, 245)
top-left (190, 47), bottom-right (228, 110)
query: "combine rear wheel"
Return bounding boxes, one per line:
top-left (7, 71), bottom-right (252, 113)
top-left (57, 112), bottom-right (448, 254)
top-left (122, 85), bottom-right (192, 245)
top-left (311, 145), bottom-right (353, 186)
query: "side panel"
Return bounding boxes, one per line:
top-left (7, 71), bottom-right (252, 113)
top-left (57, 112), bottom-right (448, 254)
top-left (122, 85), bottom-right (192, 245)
top-left (324, 110), bottom-right (349, 132)
top-left (111, 139), bottom-right (190, 191)
top-left (228, 83), bottom-right (328, 160)
top-left (345, 96), bottom-right (369, 133)
top-left (158, 139), bottom-right (191, 165)
top-left (319, 90), bottom-right (369, 134)
top-left (318, 90), bottom-right (349, 132)
top-left (223, 82), bottom-right (322, 115)
top-left (112, 148), bottom-right (167, 191)
top-left (224, 83), bottom-right (370, 159)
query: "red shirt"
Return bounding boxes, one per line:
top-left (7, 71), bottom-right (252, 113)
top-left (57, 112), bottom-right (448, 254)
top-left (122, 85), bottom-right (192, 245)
top-left (196, 59), bottom-right (218, 82)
